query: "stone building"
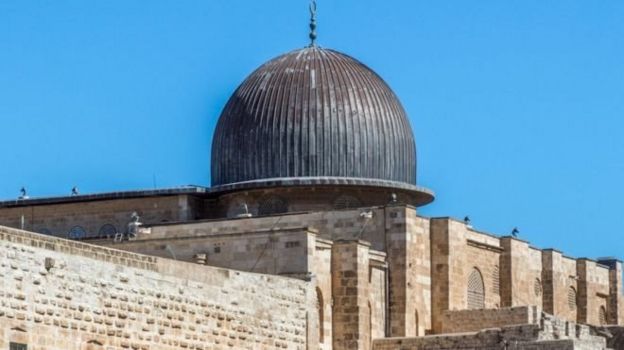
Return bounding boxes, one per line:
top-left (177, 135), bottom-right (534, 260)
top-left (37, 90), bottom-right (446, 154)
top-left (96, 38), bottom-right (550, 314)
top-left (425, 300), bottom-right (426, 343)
top-left (0, 14), bottom-right (622, 350)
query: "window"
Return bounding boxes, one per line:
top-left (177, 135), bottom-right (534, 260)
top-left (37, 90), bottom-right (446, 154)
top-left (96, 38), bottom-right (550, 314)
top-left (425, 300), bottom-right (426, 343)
top-left (467, 268), bottom-right (485, 309)
top-left (10, 343), bottom-right (27, 350)
top-left (333, 195), bottom-right (361, 210)
top-left (316, 288), bottom-right (324, 343)
top-left (534, 278), bottom-right (542, 297)
top-left (415, 310), bottom-right (420, 336)
top-left (98, 224), bottom-right (117, 238)
top-left (599, 306), bottom-right (607, 325)
top-left (285, 241), bottom-right (300, 248)
top-left (492, 265), bottom-right (500, 295)
top-left (68, 226), bottom-right (87, 240)
top-left (568, 287), bottom-right (577, 310)
top-left (258, 196), bottom-right (288, 215)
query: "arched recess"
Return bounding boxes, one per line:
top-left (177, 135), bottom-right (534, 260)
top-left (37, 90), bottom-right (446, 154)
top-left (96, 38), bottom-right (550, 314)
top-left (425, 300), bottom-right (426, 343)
top-left (467, 267), bottom-right (485, 309)
top-left (599, 306), bottom-right (607, 325)
top-left (534, 278), bottom-right (542, 297)
top-left (568, 287), bottom-right (577, 310)
top-left (98, 224), bottom-right (117, 238)
top-left (568, 286), bottom-right (578, 321)
top-left (68, 226), bottom-right (87, 240)
top-left (316, 287), bottom-right (324, 344)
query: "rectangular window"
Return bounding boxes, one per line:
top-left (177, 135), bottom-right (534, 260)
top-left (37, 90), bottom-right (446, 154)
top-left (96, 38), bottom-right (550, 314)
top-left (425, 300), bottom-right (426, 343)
top-left (285, 241), bottom-right (300, 248)
top-left (10, 343), bottom-right (27, 350)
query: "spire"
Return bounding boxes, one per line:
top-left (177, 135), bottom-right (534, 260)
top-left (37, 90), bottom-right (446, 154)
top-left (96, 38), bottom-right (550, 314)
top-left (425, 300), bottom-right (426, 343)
top-left (309, 0), bottom-right (317, 47)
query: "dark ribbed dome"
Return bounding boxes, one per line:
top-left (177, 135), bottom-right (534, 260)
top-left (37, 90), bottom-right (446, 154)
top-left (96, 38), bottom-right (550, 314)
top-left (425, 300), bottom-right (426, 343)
top-left (211, 47), bottom-right (430, 203)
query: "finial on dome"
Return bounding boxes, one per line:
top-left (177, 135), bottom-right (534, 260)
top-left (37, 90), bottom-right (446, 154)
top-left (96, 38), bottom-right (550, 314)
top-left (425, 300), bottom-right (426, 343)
top-left (308, 0), bottom-right (317, 47)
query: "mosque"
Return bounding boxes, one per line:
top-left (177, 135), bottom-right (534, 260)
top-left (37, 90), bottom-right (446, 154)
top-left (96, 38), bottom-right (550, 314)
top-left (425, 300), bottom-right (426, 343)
top-left (0, 3), bottom-right (622, 350)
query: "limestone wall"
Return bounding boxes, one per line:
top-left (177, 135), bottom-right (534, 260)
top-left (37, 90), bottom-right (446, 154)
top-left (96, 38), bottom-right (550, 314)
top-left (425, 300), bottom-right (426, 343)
top-left (543, 250), bottom-right (580, 322)
top-left (430, 218), bottom-right (503, 332)
top-left (500, 238), bottom-right (544, 308)
top-left (438, 306), bottom-right (539, 334)
top-left (130, 207), bottom-right (389, 252)
top-left (384, 207), bottom-right (431, 337)
top-left (0, 225), bottom-right (314, 350)
top-left (374, 311), bottom-right (607, 350)
top-left (100, 226), bottom-right (315, 277)
top-left (0, 195), bottom-right (194, 239)
top-left (577, 259), bottom-right (610, 325)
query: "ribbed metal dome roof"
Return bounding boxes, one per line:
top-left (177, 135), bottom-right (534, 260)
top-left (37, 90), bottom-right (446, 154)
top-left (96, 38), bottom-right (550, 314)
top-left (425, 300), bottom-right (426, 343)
top-left (211, 47), bottom-right (431, 203)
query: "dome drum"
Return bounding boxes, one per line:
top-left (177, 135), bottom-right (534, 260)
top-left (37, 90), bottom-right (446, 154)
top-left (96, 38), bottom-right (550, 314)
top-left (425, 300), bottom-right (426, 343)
top-left (218, 185), bottom-right (430, 219)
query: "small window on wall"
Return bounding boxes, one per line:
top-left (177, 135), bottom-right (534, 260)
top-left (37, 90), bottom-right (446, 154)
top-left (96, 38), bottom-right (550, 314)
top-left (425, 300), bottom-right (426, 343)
top-left (568, 287), bottom-right (577, 310)
top-left (467, 268), bottom-right (485, 309)
top-left (599, 306), bottom-right (607, 325)
top-left (333, 195), bottom-right (361, 210)
top-left (68, 226), bottom-right (87, 240)
top-left (258, 196), bottom-right (288, 215)
top-left (10, 343), bottom-right (27, 350)
top-left (534, 278), bottom-right (542, 297)
top-left (491, 265), bottom-right (500, 295)
top-left (98, 224), bottom-right (118, 238)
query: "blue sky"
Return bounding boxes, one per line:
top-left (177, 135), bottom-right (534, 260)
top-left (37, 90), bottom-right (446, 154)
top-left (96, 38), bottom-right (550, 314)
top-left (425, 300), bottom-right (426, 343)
top-left (0, 1), bottom-right (622, 258)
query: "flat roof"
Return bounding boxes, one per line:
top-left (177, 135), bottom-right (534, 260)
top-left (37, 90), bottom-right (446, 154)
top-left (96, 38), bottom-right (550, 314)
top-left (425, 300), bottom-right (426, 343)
top-left (0, 185), bottom-right (209, 208)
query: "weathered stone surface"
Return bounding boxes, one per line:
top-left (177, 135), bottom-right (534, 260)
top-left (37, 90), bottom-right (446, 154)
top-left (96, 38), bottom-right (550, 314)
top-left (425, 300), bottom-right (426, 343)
top-left (0, 226), bottom-right (314, 350)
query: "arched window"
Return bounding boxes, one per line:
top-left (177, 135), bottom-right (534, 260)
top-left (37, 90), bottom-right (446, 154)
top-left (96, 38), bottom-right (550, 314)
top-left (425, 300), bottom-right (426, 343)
top-left (333, 195), bottom-right (361, 210)
top-left (98, 224), bottom-right (117, 238)
top-left (467, 268), bottom-right (485, 309)
top-left (258, 196), bottom-right (288, 215)
top-left (534, 278), bottom-right (542, 297)
top-left (68, 226), bottom-right (87, 240)
top-left (316, 287), bottom-right (324, 343)
top-left (568, 287), bottom-right (577, 311)
top-left (599, 306), bottom-right (607, 325)
top-left (492, 265), bottom-right (500, 296)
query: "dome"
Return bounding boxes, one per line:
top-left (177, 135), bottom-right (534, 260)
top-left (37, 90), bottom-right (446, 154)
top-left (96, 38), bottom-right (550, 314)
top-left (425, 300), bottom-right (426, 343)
top-left (211, 47), bottom-right (433, 205)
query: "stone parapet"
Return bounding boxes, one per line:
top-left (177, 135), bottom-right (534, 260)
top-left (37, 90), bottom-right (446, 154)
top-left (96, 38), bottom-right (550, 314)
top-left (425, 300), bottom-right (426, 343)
top-left (373, 311), bottom-right (607, 350)
top-left (438, 306), bottom-right (540, 334)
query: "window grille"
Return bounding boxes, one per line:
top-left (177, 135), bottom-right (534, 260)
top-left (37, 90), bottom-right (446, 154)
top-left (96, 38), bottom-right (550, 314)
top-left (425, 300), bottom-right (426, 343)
top-left (534, 278), bottom-right (542, 297)
top-left (68, 226), bottom-right (87, 240)
top-left (10, 343), bottom-right (27, 350)
top-left (98, 224), bottom-right (117, 238)
top-left (467, 268), bottom-right (485, 309)
top-left (258, 196), bottom-right (288, 215)
top-left (333, 195), bottom-right (361, 210)
top-left (568, 287), bottom-right (577, 310)
top-left (599, 306), bottom-right (607, 325)
top-left (492, 265), bottom-right (500, 295)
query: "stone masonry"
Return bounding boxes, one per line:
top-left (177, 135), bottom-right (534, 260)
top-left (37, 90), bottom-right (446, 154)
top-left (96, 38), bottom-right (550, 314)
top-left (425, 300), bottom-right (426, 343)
top-left (0, 225), bottom-right (315, 350)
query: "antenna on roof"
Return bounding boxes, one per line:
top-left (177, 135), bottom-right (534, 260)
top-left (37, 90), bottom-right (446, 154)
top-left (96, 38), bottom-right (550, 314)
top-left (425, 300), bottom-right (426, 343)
top-left (308, 0), bottom-right (317, 47)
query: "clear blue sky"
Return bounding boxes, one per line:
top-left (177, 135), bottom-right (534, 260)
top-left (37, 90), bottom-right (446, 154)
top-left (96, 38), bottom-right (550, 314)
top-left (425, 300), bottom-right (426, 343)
top-left (1, 1), bottom-right (622, 258)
